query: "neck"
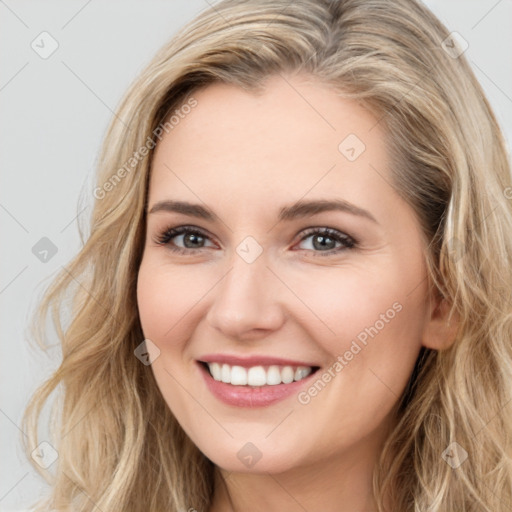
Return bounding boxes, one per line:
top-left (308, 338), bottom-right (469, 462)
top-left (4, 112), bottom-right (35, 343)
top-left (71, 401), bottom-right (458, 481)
top-left (208, 432), bottom-right (392, 512)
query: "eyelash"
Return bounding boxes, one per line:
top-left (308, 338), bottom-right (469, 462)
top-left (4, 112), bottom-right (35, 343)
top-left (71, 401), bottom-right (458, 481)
top-left (153, 225), bottom-right (358, 257)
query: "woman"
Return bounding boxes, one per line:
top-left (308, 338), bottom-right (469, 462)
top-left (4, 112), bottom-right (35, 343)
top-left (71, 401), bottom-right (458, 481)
top-left (23, 0), bottom-right (512, 510)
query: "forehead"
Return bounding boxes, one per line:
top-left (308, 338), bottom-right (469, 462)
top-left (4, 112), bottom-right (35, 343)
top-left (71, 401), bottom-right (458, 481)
top-left (148, 74), bottom-right (391, 216)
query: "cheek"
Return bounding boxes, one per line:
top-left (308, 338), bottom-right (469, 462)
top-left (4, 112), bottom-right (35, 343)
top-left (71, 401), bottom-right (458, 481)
top-left (136, 260), bottom-right (209, 344)
top-left (136, 259), bottom-right (223, 400)
top-left (287, 262), bottom-right (427, 440)
top-left (286, 263), bottom-right (426, 356)
top-left (135, 252), bottom-right (429, 466)
top-left (137, 254), bottom-right (428, 377)
top-left (136, 260), bottom-right (208, 431)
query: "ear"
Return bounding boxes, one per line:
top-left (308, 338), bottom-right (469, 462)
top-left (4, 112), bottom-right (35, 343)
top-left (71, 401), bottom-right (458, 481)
top-left (421, 289), bottom-right (460, 351)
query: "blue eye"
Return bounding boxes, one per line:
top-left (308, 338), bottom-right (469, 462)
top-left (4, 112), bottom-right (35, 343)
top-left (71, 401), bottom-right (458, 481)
top-left (296, 227), bottom-right (356, 256)
top-left (153, 225), bottom-right (357, 256)
top-left (154, 226), bottom-right (215, 255)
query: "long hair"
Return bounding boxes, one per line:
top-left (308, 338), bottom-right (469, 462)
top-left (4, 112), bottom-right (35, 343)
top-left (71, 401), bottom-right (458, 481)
top-left (22, 0), bottom-right (512, 510)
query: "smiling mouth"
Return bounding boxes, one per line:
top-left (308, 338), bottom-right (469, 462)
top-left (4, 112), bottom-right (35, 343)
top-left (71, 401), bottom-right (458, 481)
top-left (199, 361), bottom-right (321, 387)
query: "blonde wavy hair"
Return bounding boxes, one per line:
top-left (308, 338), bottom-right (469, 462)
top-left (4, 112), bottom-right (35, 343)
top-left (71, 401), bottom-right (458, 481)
top-left (22, 0), bottom-right (512, 510)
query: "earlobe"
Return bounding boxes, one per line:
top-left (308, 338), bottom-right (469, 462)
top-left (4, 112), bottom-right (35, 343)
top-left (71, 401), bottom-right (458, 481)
top-left (421, 291), bottom-right (460, 351)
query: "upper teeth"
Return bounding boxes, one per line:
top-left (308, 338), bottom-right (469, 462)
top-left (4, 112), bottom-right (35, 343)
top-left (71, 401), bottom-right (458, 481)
top-left (207, 363), bottom-right (313, 386)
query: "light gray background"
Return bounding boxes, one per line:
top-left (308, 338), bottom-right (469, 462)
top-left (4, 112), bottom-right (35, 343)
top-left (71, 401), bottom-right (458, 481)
top-left (1, 1), bottom-right (511, 510)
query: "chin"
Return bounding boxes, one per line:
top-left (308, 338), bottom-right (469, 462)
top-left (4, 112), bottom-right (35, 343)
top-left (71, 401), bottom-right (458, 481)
top-left (195, 437), bottom-right (304, 474)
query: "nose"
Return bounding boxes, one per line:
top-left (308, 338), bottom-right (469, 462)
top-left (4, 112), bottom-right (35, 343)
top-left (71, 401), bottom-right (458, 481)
top-left (205, 249), bottom-right (286, 340)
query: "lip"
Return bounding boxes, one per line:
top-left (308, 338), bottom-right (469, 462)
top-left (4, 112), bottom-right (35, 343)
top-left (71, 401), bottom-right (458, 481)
top-left (196, 360), bottom-right (320, 408)
top-left (197, 353), bottom-right (319, 368)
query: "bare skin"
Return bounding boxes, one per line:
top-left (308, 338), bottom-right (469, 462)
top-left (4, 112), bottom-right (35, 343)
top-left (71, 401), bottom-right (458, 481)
top-left (136, 72), bottom-right (457, 512)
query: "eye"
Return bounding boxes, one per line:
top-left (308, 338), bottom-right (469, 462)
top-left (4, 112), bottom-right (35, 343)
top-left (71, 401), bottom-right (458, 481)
top-left (153, 225), bottom-right (216, 255)
top-left (153, 225), bottom-right (357, 257)
top-left (294, 227), bottom-right (357, 256)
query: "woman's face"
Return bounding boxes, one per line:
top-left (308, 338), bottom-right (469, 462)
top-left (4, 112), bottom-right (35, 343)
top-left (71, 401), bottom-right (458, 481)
top-left (137, 73), bottom-right (435, 474)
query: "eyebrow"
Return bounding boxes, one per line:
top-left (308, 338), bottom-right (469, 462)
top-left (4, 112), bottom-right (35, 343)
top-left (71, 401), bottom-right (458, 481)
top-left (148, 198), bottom-right (378, 224)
